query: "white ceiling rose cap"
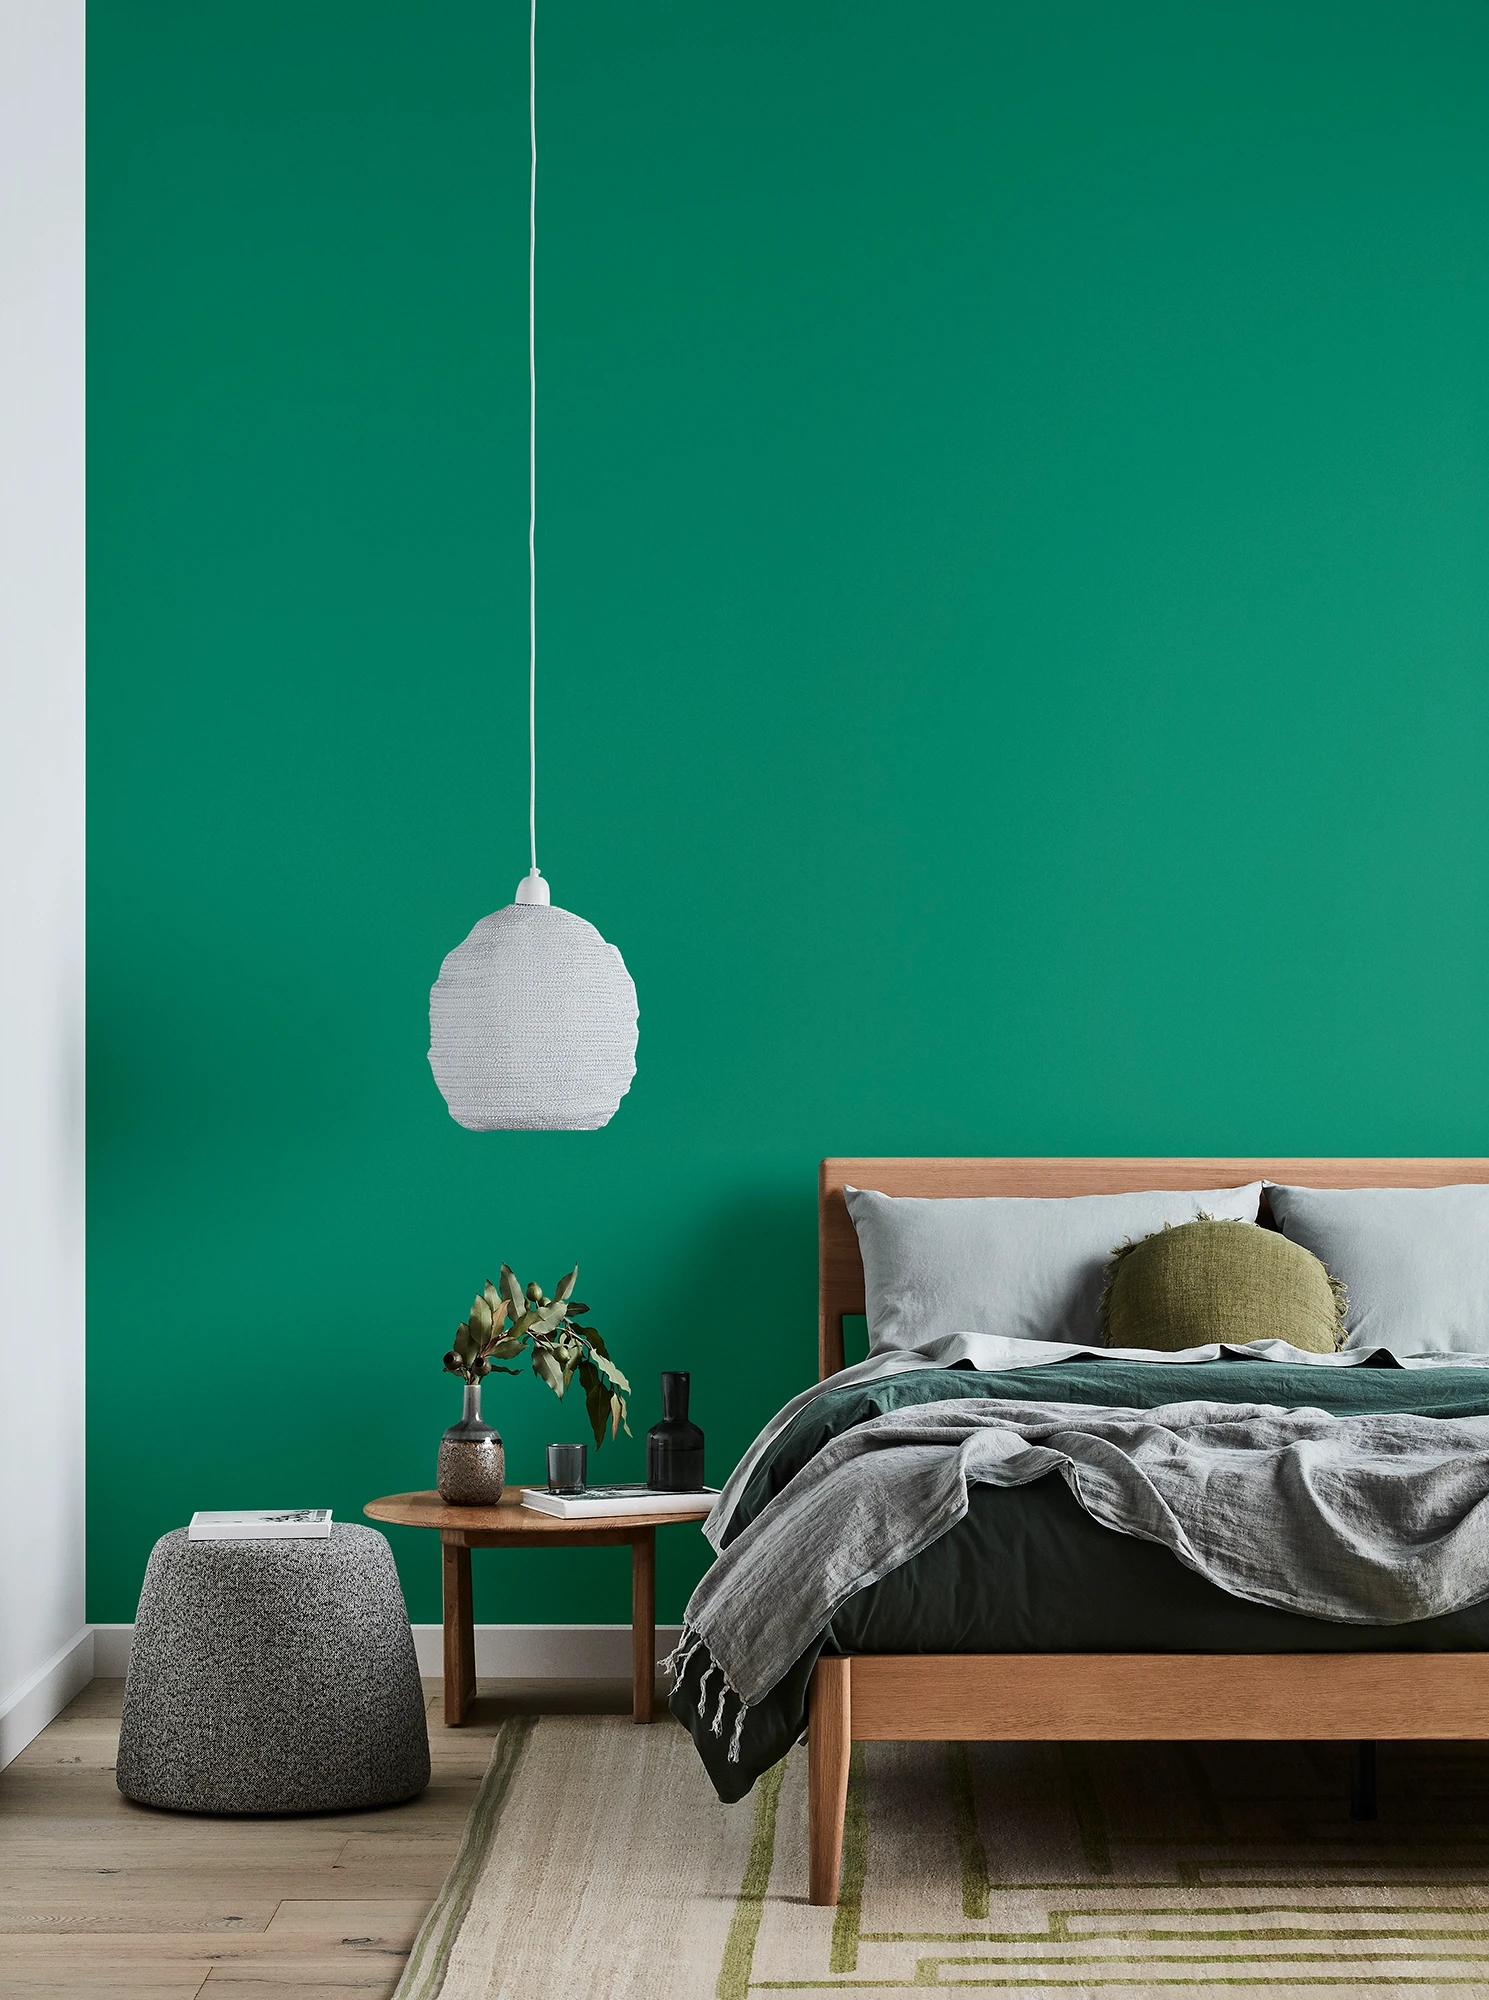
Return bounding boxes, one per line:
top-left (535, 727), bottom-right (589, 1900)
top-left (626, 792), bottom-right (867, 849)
top-left (429, 899), bottom-right (638, 1132)
top-left (515, 868), bottom-right (550, 905)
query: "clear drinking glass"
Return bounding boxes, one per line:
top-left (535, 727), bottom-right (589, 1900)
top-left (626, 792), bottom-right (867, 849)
top-left (546, 1442), bottom-right (587, 1494)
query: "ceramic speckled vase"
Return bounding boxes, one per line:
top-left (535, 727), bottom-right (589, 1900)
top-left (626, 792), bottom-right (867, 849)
top-left (437, 1383), bottom-right (505, 1504)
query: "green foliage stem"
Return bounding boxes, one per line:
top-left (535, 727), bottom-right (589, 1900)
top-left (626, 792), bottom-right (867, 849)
top-left (440, 1263), bottom-right (631, 1449)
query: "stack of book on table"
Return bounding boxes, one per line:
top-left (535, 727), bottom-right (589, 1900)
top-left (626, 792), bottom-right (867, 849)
top-left (520, 1484), bottom-right (719, 1520)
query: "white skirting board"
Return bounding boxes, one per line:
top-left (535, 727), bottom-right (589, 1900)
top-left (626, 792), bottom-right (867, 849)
top-left (0, 1627), bottom-right (95, 1770)
top-left (91, 1622), bottom-right (684, 1680)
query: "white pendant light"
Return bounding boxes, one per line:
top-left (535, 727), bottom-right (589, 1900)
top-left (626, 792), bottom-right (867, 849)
top-left (429, 0), bottom-right (638, 1132)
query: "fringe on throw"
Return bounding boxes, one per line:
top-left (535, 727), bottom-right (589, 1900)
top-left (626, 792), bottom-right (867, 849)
top-left (659, 1619), bottom-right (751, 1763)
top-left (659, 1628), bottom-right (705, 1685)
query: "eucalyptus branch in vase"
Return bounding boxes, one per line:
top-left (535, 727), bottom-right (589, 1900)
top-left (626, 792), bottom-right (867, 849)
top-left (443, 1264), bottom-right (631, 1449)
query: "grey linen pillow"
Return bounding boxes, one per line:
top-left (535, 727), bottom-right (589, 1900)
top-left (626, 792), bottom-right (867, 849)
top-left (1265, 1183), bottom-right (1489, 1355)
top-left (846, 1183), bottom-right (1263, 1354)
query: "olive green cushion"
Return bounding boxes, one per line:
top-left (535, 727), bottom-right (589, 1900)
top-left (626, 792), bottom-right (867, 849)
top-left (1101, 1218), bottom-right (1345, 1354)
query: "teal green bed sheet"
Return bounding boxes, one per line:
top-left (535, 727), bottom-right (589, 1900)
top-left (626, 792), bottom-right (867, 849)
top-left (672, 1359), bottom-right (1489, 1801)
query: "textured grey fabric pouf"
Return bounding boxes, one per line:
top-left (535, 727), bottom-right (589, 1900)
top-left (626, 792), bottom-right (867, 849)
top-left (117, 1523), bottom-right (430, 1815)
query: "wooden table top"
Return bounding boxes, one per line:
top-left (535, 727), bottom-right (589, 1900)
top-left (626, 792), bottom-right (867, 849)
top-left (364, 1487), bottom-right (716, 1537)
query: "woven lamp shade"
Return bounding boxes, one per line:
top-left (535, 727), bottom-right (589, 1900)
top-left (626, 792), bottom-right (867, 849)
top-left (428, 903), bottom-right (638, 1131)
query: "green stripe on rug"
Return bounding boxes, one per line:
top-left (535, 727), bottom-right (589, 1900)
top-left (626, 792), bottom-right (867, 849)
top-left (913, 1974), bottom-right (1489, 1990)
top-left (1061, 1744), bottom-right (1113, 1876)
top-left (949, 1742), bottom-right (991, 1920)
top-left (751, 1979), bottom-right (1489, 1991)
top-left (391, 1714), bottom-right (537, 2000)
top-left (716, 1752), bottom-right (788, 2000)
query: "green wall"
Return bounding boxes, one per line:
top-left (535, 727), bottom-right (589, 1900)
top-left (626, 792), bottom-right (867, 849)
top-left (89, 1), bottom-right (1489, 1625)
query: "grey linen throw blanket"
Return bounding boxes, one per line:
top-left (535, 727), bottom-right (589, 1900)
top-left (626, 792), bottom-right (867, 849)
top-left (667, 1396), bottom-right (1489, 1762)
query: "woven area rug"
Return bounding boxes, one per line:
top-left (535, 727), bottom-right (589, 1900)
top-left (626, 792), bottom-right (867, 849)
top-left (394, 1715), bottom-right (1489, 1998)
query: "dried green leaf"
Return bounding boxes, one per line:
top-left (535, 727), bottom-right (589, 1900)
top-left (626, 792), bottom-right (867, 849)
top-left (585, 1375), bottom-right (609, 1448)
top-left (501, 1264), bottom-right (525, 1316)
top-left (469, 1295), bottom-right (493, 1339)
top-left (590, 1350), bottom-right (631, 1396)
top-left (555, 1266), bottom-right (578, 1306)
top-left (490, 1335), bottom-right (524, 1360)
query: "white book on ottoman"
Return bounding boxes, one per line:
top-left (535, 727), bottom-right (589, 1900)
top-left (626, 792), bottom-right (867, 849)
top-left (188, 1508), bottom-right (332, 1541)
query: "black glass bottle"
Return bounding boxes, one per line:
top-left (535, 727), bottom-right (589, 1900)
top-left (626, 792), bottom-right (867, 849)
top-left (646, 1371), bottom-right (705, 1491)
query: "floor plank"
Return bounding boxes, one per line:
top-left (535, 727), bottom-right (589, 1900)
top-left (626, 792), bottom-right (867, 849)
top-left (0, 1675), bottom-right (639, 2000)
top-left (0, 1904), bottom-right (279, 1936)
top-left (0, 1982), bottom-right (209, 1998)
top-left (260, 1901), bottom-right (430, 1943)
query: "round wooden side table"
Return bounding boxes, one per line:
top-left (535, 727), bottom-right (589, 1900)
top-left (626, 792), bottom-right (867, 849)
top-left (363, 1488), bottom-right (714, 1725)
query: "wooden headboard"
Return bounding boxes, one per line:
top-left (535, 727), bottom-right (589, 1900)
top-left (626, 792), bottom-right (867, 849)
top-left (818, 1157), bottom-right (1489, 1379)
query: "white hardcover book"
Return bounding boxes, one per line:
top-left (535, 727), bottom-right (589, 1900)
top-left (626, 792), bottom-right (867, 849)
top-left (188, 1509), bottom-right (333, 1541)
top-left (519, 1484), bottom-right (718, 1521)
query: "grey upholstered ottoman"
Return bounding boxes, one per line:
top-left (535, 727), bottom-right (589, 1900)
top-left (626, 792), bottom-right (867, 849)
top-left (117, 1523), bottom-right (430, 1814)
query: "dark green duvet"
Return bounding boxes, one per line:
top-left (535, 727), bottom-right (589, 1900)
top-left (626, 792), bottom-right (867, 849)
top-left (671, 1357), bottom-right (1489, 1800)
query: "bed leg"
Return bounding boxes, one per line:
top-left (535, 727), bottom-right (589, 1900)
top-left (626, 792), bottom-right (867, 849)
top-left (808, 1655), bottom-right (852, 1907)
top-left (1350, 1741), bottom-right (1377, 1821)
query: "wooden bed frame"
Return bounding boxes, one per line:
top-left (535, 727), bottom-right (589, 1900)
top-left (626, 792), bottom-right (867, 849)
top-left (805, 1156), bottom-right (1489, 1905)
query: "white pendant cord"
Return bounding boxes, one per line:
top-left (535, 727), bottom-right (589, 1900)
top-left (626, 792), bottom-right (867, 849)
top-left (528, 0), bottom-right (538, 878)
top-left (513, 0), bottom-right (549, 909)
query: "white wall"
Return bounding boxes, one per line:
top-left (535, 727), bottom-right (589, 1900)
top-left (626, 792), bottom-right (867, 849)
top-left (0, 0), bottom-right (89, 1767)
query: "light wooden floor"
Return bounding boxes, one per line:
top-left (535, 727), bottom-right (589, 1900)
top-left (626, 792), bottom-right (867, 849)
top-left (0, 1674), bottom-right (653, 2000)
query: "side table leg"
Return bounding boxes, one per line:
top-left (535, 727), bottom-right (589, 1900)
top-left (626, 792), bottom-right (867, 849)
top-left (442, 1540), bottom-right (476, 1727)
top-left (631, 1529), bottom-right (656, 1723)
